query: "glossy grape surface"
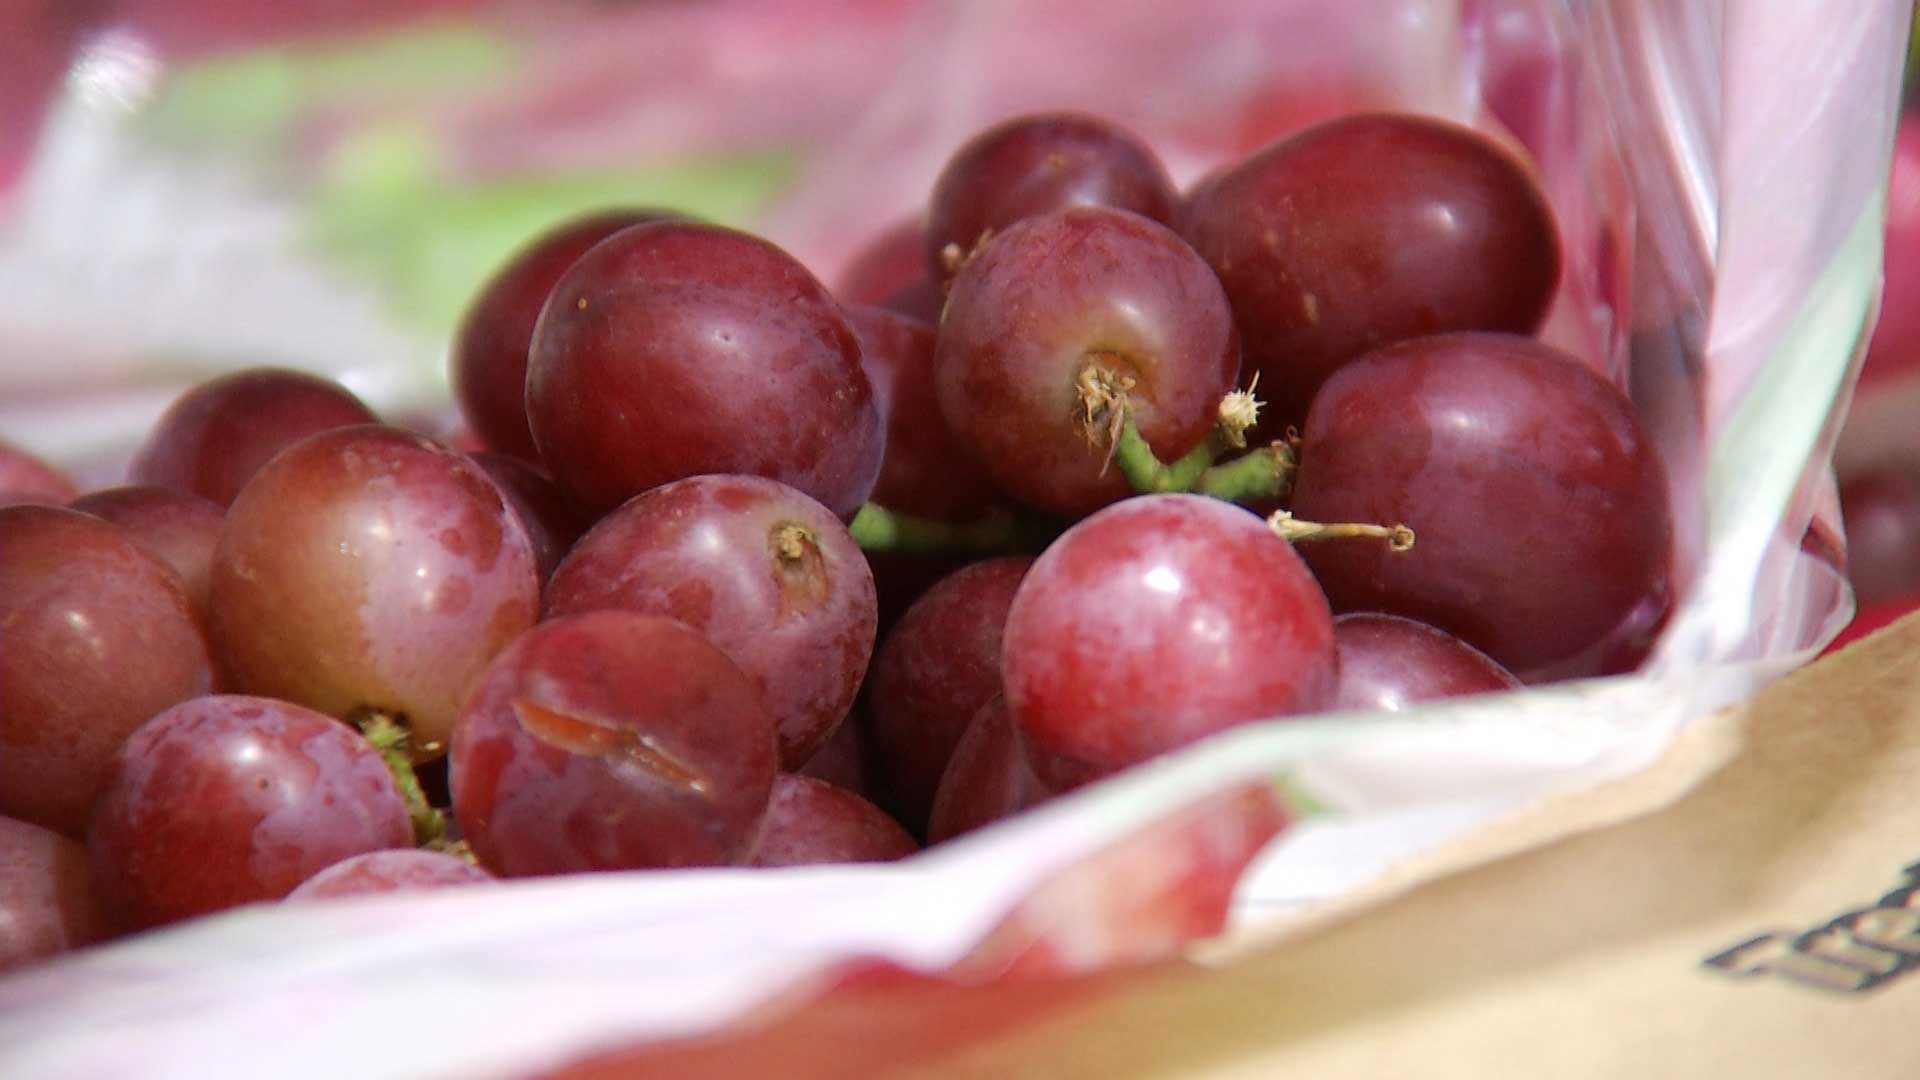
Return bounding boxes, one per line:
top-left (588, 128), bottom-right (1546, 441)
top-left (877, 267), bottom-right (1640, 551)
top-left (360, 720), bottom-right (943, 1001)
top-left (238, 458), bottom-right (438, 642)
top-left (449, 611), bottom-right (778, 876)
top-left (526, 221), bottom-right (883, 517)
top-left (0, 440), bottom-right (75, 507)
top-left (470, 451), bottom-right (592, 584)
top-left (1001, 495), bottom-right (1336, 787)
top-left (745, 774), bottom-right (917, 868)
top-left (935, 206), bottom-right (1241, 517)
top-left (87, 695), bottom-right (413, 931)
top-left (0, 506), bottom-right (216, 835)
top-left (451, 209), bottom-right (680, 460)
top-left (1331, 613), bottom-right (1520, 713)
top-left (836, 217), bottom-right (944, 325)
top-left (927, 697), bottom-right (1052, 845)
top-left (0, 814), bottom-right (105, 973)
top-left (1291, 332), bottom-right (1672, 682)
top-left (69, 485), bottom-right (226, 617)
top-left (926, 112), bottom-right (1177, 278)
top-left (209, 425), bottom-right (540, 757)
top-left (128, 367), bottom-right (378, 507)
top-left (1180, 112), bottom-right (1560, 422)
top-left (545, 474), bottom-right (876, 768)
top-left (864, 556), bottom-right (1031, 833)
top-left (286, 849), bottom-right (495, 900)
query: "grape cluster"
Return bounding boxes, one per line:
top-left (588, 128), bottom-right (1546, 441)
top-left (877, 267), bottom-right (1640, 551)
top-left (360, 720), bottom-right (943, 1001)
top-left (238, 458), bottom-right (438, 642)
top-left (0, 108), bottom-right (1676, 972)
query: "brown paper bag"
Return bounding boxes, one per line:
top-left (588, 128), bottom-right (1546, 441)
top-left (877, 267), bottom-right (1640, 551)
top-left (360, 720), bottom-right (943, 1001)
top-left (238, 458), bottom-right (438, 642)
top-left (891, 610), bottom-right (1920, 1078)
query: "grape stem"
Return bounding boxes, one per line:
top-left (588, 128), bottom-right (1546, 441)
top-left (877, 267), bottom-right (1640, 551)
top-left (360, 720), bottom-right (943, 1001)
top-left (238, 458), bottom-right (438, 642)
top-left (356, 711), bottom-right (449, 848)
top-left (1267, 510), bottom-right (1415, 551)
top-left (850, 503), bottom-right (1059, 556)
top-left (1110, 411), bottom-right (1297, 504)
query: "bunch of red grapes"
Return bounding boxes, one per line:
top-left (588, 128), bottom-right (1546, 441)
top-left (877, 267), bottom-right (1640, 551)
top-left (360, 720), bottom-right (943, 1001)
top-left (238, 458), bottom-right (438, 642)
top-left (0, 109), bottom-right (1676, 974)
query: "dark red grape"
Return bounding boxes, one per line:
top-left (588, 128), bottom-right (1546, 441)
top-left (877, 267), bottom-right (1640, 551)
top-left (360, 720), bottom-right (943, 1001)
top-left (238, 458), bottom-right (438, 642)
top-left (526, 221), bottom-right (883, 518)
top-left (1180, 112), bottom-right (1561, 422)
top-left (1840, 464), bottom-right (1920, 606)
top-left (0, 814), bottom-right (105, 973)
top-left (68, 485), bottom-right (225, 617)
top-left (1290, 332), bottom-right (1672, 682)
top-left (451, 209), bottom-right (682, 461)
top-left (1862, 116), bottom-right (1920, 388)
top-left (864, 556), bottom-right (1032, 834)
top-left (1331, 613), bottom-right (1520, 713)
top-left (545, 474), bottom-right (876, 768)
top-left (935, 206), bottom-right (1241, 517)
top-left (836, 217), bottom-right (945, 325)
top-left (449, 611), bottom-right (777, 876)
top-left (286, 849), bottom-right (494, 900)
top-left (469, 451), bottom-right (592, 583)
top-left (1001, 495), bottom-right (1336, 787)
top-left (128, 367), bottom-right (379, 507)
top-left (796, 711), bottom-right (876, 802)
top-left (87, 695), bottom-right (413, 931)
top-left (926, 112), bottom-right (1177, 278)
top-left (209, 425), bottom-right (540, 758)
top-left (0, 506), bottom-right (216, 835)
top-left (0, 440), bottom-right (75, 507)
top-left (745, 774), bottom-right (917, 868)
top-left (927, 697), bottom-right (1053, 845)
top-left (848, 304), bottom-right (1005, 523)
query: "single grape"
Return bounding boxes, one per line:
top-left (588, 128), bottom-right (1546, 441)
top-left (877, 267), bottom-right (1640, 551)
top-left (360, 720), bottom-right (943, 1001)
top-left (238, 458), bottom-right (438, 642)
top-left (469, 451), bottom-right (592, 584)
top-left (451, 209), bottom-right (683, 461)
top-left (1331, 613), bottom-right (1520, 713)
top-left (745, 774), bottom-right (918, 868)
top-left (836, 217), bottom-right (945, 325)
top-left (526, 221), bottom-right (883, 518)
top-left (1290, 332), bottom-right (1672, 682)
top-left (69, 485), bottom-right (226, 617)
top-left (864, 556), bottom-right (1032, 834)
top-left (0, 506), bottom-right (215, 835)
top-left (128, 367), bottom-right (379, 507)
top-left (449, 611), bottom-right (778, 876)
top-left (796, 711), bottom-right (877, 802)
top-left (926, 112), bottom-right (1177, 278)
top-left (935, 206), bottom-right (1241, 517)
top-left (1839, 464), bottom-right (1920, 606)
top-left (0, 439), bottom-right (76, 507)
top-left (1001, 494), bottom-right (1336, 787)
top-left (927, 697), bottom-right (1053, 845)
top-left (1862, 115), bottom-right (1920, 388)
top-left (87, 695), bottom-right (413, 931)
top-left (209, 425), bottom-right (541, 758)
top-left (286, 849), bottom-right (494, 901)
top-left (847, 304), bottom-right (1006, 524)
top-left (1180, 112), bottom-right (1561, 423)
top-left (545, 474), bottom-right (876, 768)
top-left (0, 814), bottom-right (106, 974)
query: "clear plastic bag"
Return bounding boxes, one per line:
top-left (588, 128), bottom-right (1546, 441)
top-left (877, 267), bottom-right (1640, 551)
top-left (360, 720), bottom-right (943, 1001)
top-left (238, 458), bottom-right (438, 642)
top-left (0, 1), bottom-right (1907, 1076)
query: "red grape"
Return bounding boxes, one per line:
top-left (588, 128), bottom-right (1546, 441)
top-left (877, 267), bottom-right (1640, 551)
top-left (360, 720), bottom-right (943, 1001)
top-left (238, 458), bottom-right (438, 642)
top-left (926, 112), bottom-right (1177, 278)
top-left (796, 711), bottom-right (877, 802)
top-left (0, 814), bottom-right (105, 974)
top-left (128, 367), bottom-right (379, 507)
top-left (526, 221), bottom-right (883, 518)
top-left (87, 695), bottom-right (413, 931)
top-left (470, 451), bottom-right (592, 584)
top-left (1839, 463), bottom-right (1920, 606)
top-left (1290, 332), bottom-right (1672, 682)
top-left (0, 439), bottom-right (75, 507)
top-left (1862, 115), bottom-right (1920, 388)
top-left (846, 304), bottom-right (1004, 523)
top-left (935, 206), bottom-right (1241, 517)
top-left (1331, 613), bottom-right (1520, 713)
top-left (836, 217), bottom-right (945, 325)
top-left (1001, 494), bottom-right (1336, 787)
top-left (1179, 112), bottom-right (1561, 422)
top-left (286, 849), bottom-right (494, 900)
top-left (864, 556), bottom-right (1032, 834)
top-left (451, 209), bottom-right (682, 461)
top-left (449, 611), bottom-right (777, 876)
top-left (68, 485), bottom-right (226, 617)
top-left (209, 425), bottom-right (541, 758)
top-left (545, 474), bottom-right (876, 769)
top-left (0, 506), bottom-right (216, 835)
top-left (927, 697), bottom-right (1053, 845)
top-left (744, 774), bottom-right (917, 868)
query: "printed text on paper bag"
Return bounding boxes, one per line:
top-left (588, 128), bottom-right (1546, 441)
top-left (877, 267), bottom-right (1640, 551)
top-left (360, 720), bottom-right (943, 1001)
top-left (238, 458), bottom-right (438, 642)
top-left (1704, 862), bottom-right (1920, 994)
